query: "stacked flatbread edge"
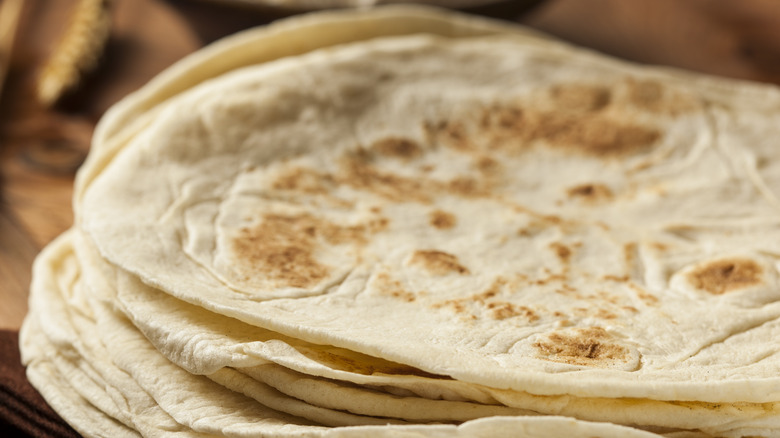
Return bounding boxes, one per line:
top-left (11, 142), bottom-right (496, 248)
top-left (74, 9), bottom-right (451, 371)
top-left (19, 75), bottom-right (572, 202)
top-left (21, 5), bottom-right (780, 438)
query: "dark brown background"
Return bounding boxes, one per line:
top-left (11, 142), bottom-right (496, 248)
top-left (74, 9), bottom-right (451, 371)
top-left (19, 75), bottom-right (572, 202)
top-left (3, 0), bottom-right (780, 330)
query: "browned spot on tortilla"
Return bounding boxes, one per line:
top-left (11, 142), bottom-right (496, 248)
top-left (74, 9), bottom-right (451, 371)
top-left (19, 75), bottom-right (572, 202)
top-left (595, 308), bottom-right (618, 319)
top-left (517, 222), bottom-right (545, 238)
top-left (432, 299), bottom-right (471, 319)
top-left (650, 242), bottom-right (670, 252)
top-left (688, 258), bottom-right (763, 295)
top-left (302, 348), bottom-right (447, 378)
top-left (409, 250), bottom-right (469, 275)
top-left (447, 176), bottom-right (488, 197)
top-left (550, 83), bottom-right (612, 112)
top-left (602, 275), bottom-right (630, 283)
top-left (374, 272), bottom-right (416, 302)
top-left (473, 277), bottom-right (507, 302)
top-left (372, 137), bottom-right (422, 160)
top-left (535, 327), bottom-right (629, 366)
top-left (487, 302), bottom-right (540, 321)
top-left (567, 183), bottom-right (613, 203)
top-left (272, 167), bottom-right (334, 194)
top-left (627, 79), bottom-right (697, 115)
top-left (234, 213), bottom-right (383, 288)
top-left (474, 156), bottom-right (499, 174)
top-left (481, 104), bottom-right (660, 158)
top-left (628, 80), bottom-right (663, 110)
top-left (549, 242), bottom-right (572, 263)
top-left (533, 272), bottom-right (568, 286)
top-left (339, 156), bottom-right (431, 203)
top-left (234, 214), bottom-right (331, 288)
top-left (628, 282), bottom-right (659, 305)
top-left (429, 210), bottom-right (456, 230)
top-left (424, 120), bottom-right (472, 151)
top-left (367, 217), bottom-right (390, 233)
top-left (434, 277), bottom-right (544, 322)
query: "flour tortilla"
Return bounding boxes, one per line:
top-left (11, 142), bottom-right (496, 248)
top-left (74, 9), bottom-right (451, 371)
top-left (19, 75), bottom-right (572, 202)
top-left (75, 5), bottom-right (550, 216)
top-left (81, 21), bottom-right (780, 409)
top-left (99, 236), bottom-right (780, 435)
top-left (21, 231), bottom-right (668, 438)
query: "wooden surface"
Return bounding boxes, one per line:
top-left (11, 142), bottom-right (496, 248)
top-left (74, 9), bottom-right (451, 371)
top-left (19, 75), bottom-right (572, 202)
top-left (4, 0), bottom-right (780, 330)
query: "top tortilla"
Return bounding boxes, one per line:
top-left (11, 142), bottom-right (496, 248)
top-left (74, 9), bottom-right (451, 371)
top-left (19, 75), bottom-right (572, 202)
top-left (80, 7), bottom-right (780, 404)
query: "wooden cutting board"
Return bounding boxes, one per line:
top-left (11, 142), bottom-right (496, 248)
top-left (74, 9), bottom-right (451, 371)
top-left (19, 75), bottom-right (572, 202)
top-left (3, 0), bottom-right (780, 330)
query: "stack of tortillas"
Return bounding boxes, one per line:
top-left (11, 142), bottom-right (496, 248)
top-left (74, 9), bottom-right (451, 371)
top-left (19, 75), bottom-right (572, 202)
top-left (19, 5), bottom-right (780, 437)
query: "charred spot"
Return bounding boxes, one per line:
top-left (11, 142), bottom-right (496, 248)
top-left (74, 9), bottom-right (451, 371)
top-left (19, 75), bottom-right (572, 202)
top-left (481, 103), bottom-right (661, 158)
top-left (626, 78), bottom-right (697, 115)
top-left (372, 137), bottom-right (422, 160)
top-left (550, 83), bottom-right (612, 112)
top-left (488, 302), bottom-right (540, 321)
top-left (338, 155), bottom-right (431, 203)
top-left (549, 242), bottom-right (572, 263)
top-left (566, 183), bottom-right (613, 203)
top-left (424, 119), bottom-right (472, 151)
top-left (474, 156), bottom-right (499, 174)
top-left (271, 167), bottom-right (334, 194)
top-left (374, 272), bottom-right (416, 302)
top-left (534, 327), bottom-right (629, 366)
top-left (447, 176), bottom-right (487, 198)
top-left (688, 258), bottom-right (763, 295)
top-left (233, 214), bottom-right (332, 288)
top-left (429, 210), bottom-right (457, 230)
top-left (408, 250), bottom-right (469, 276)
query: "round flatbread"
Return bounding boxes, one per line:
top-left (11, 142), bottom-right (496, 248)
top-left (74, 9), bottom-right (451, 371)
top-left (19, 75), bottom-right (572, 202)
top-left (81, 26), bottom-right (780, 407)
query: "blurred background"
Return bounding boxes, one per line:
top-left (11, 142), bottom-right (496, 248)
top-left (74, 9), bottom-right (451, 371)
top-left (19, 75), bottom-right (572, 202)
top-left (3, 0), bottom-right (780, 330)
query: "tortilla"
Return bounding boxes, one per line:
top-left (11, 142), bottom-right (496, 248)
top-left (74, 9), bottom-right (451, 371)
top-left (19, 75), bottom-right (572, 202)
top-left (75, 5), bottom-right (548, 215)
top-left (22, 231), bottom-right (668, 438)
top-left (80, 20), bottom-right (780, 412)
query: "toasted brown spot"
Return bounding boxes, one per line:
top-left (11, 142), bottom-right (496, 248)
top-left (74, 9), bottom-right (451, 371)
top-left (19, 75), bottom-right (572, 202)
top-left (628, 282), bottom-right (659, 305)
top-left (432, 299), bottom-right (470, 318)
top-left (447, 176), bottom-right (487, 197)
top-left (688, 258), bottom-right (763, 295)
top-left (567, 183), bottom-right (613, 203)
top-left (339, 156), bottom-right (430, 203)
top-left (409, 250), bottom-right (469, 275)
top-left (549, 242), bottom-right (572, 263)
top-left (626, 79), bottom-right (698, 115)
top-left (474, 277), bottom-right (507, 302)
top-left (628, 80), bottom-right (663, 109)
top-left (233, 212), bottom-right (385, 289)
top-left (367, 217), bottom-right (390, 233)
top-left (474, 156), bottom-right (499, 173)
top-left (550, 84), bottom-right (612, 112)
top-left (272, 167), bottom-right (333, 194)
top-left (595, 308), bottom-right (618, 320)
top-left (535, 327), bottom-right (629, 367)
top-left (488, 302), bottom-right (540, 321)
top-left (482, 104), bottom-right (660, 158)
top-left (424, 120), bottom-right (472, 151)
top-left (234, 214), bottom-right (333, 288)
top-left (374, 273), bottom-right (416, 302)
top-left (602, 275), bottom-right (630, 282)
top-left (429, 210), bottom-right (456, 230)
top-left (650, 242), bottom-right (670, 252)
top-left (372, 137), bottom-right (422, 160)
